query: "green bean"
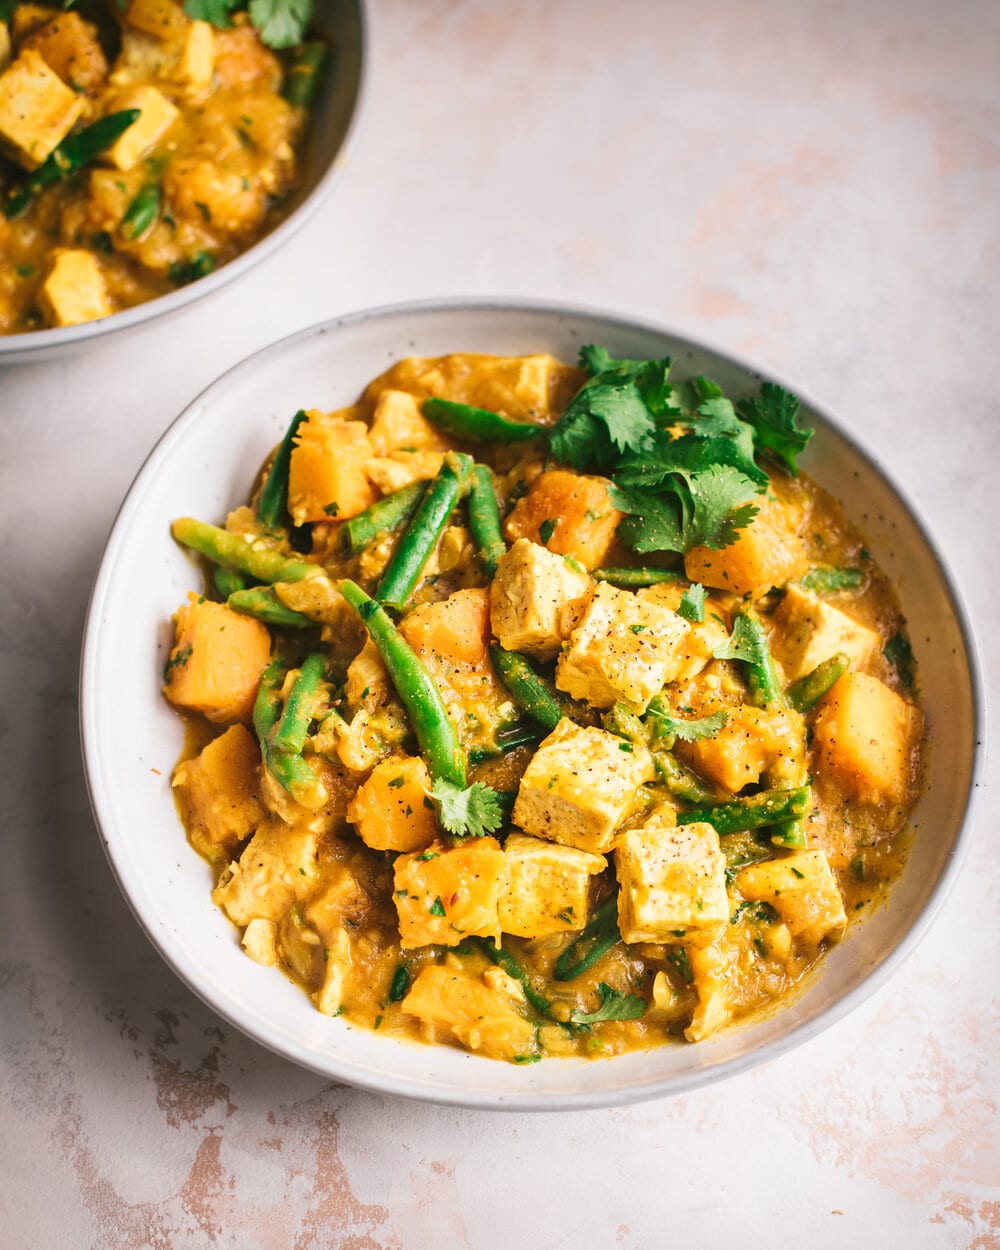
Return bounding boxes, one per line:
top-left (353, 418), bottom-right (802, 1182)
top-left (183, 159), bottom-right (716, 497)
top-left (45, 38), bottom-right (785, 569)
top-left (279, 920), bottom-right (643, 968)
top-left (338, 480), bottom-right (428, 555)
top-left (271, 653), bottom-right (327, 754)
top-left (467, 465), bottom-right (506, 577)
top-left (676, 785), bottom-right (810, 836)
top-left (553, 896), bottom-right (620, 981)
top-left (591, 567), bottom-right (681, 588)
top-left (468, 721), bottom-right (544, 765)
top-left (422, 397), bottom-right (543, 443)
top-left (652, 751), bottom-right (718, 805)
top-left (172, 517), bottom-right (324, 584)
top-left (4, 109), bottom-right (140, 219)
top-left (733, 606), bottom-right (787, 710)
top-left (339, 579), bottom-right (467, 786)
top-left (227, 587), bottom-right (313, 629)
top-left (213, 565), bottom-right (248, 599)
top-left (602, 702), bottom-right (648, 745)
top-left (471, 938), bottom-right (555, 1020)
top-left (800, 566), bottom-right (864, 594)
top-left (120, 182), bottom-right (160, 239)
top-left (257, 410), bottom-right (308, 529)
top-left (489, 645), bottom-right (563, 732)
top-left (252, 659), bottom-right (327, 806)
top-left (376, 452), bottom-right (473, 610)
top-left (786, 651), bottom-right (850, 713)
top-left (284, 40), bottom-right (330, 108)
top-left (769, 822), bottom-right (807, 849)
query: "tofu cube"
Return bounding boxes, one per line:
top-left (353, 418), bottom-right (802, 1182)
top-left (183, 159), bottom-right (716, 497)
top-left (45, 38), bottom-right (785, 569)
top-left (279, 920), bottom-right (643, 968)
top-left (0, 49), bottom-right (84, 168)
top-left (241, 917), bottom-right (278, 966)
top-left (393, 838), bottom-right (507, 949)
top-left (737, 849), bottom-right (847, 946)
top-left (685, 493), bottom-right (808, 597)
top-left (288, 411), bottom-right (376, 523)
top-left (0, 24), bottom-right (10, 74)
top-left (771, 583), bottom-right (881, 682)
top-left (678, 704), bottom-right (800, 794)
top-left (368, 388), bottom-right (451, 456)
top-left (102, 84), bottom-right (178, 170)
top-left (637, 582), bottom-right (730, 681)
top-left (504, 469), bottom-right (622, 569)
top-left (176, 19), bottom-right (214, 91)
top-left (615, 812), bottom-right (729, 945)
top-left (212, 819), bottom-right (319, 926)
top-left (364, 451), bottom-right (445, 494)
top-left (685, 932), bottom-right (735, 1042)
top-left (556, 581), bottom-right (690, 712)
top-left (39, 249), bottom-right (112, 328)
top-left (499, 833), bottom-right (607, 938)
top-left (346, 755), bottom-right (437, 853)
top-left (812, 671), bottom-right (922, 806)
top-left (490, 538), bottom-right (594, 660)
top-left (512, 718), bottom-right (654, 854)
top-left (171, 723), bottom-right (264, 856)
top-left (400, 966), bottom-right (536, 1061)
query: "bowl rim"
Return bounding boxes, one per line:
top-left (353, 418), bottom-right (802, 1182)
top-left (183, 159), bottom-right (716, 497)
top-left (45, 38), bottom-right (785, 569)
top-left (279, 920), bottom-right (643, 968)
top-left (0, 0), bottom-right (370, 362)
top-left (79, 296), bottom-right (988, 1111)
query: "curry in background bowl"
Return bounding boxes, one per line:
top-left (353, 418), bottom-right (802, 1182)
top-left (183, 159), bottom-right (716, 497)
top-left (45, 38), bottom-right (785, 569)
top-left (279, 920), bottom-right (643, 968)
top-left (0, 0), bottom-right (365, 357)
top-left (160, 345), bottom-right (925, 1064)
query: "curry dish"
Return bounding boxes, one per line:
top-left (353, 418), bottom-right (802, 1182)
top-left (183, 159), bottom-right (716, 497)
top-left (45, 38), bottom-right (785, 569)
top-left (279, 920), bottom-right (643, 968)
top-left (163, 349), bottom-right (924, 1063)
top-left (0, 0), bottom-right (325, 333)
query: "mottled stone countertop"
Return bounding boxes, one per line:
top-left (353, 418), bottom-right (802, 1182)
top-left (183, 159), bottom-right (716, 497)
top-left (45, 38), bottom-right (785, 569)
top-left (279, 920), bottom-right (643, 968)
top-left (1, 1), bottom-right (997, 1246)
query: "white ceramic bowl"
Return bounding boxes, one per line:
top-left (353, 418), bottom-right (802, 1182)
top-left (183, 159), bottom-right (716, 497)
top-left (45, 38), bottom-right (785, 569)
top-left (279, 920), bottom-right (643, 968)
top-left (80, 299), bottom-right (985, 1110)
top-left (0, 0), bottom-right (367, 366)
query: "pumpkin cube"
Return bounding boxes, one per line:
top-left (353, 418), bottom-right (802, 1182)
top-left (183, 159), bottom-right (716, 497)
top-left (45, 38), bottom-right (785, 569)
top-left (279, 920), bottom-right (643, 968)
top-left (685, 493), bottom-right (808, 597)
top-left (0, 49), bottom-right (84, 168)
top-left (288, 411), bottom-right (376, 524)
top-left (400, 966), bottom-right (536, 1061)
top-left (40, 249), bottom-right (112, 327)
top-left (20, 11), bottom-right (108, 94)
top-left (512, 718), bottom-right (654, 855)
top-left (171, 723), bottom-right (263, 855)
top-left (490, 538), bottom-right (593, 660)
top-left (737, 849), bottom-right (847, 946)
top-left (101, 84), bottom-right (178, 170)
top-left (393, 838), bottom-right (507, 949)
top-left (346, 756), bottom-right (437, 853)
top-left (163, 593), bottom-right (272, 724)
top-left (399, 586), bottom-right (491, 668)
top-left (771, 584), bottom-right (881, 682)
top-left (812, 671), bottom-right (921, 806)
top-left (678, 704), bottom-right (801, 794)
top-left (555, 581), bottom-right (690, 712)
top-left (615, 811), bottom-right (729, 945)
top-left (504, 469), bottom-right (622, 570)
top-left (499, 833), bottom-right (606, 938)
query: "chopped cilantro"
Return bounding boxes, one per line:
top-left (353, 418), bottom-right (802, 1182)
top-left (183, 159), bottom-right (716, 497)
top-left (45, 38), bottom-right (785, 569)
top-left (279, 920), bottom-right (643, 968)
top-left (387, 964), bottom-right (410, 1002)
top-left (677, 583), bottom-right (707, 623)
top-left (513, 1053), bottom-right (541, 1064)
top-left (185, 0), bottom-right (312, 46)
top-left (666, 948), bottom-right (694, 984)
top-left (629, 623), bottom-right (646, 634)
top-left (569, 982), bottom-right (646, 1025)
top-left (646, 705), bottom-right (729, 743)
top-left (163, 644), bottom-right (192, 677)
top-left (416, 850), bottom-right (438, 861)
top-left (736, 382), bottom-right (814, 475)
top-left (538, 517), bottom-right (558, 545)
top-left (184, 0), bottom-right (240, 26)
top-left (714, 613), bottom-right (767, 664)
top-left (431, 778), bottom-right (503, 839)
top-left (849, 854), bottom-right (865, 881)
top-left (428, 897), bottom-right (446, 917)
top-left (323, 501), bottom-right (340, 517)
top-left (387, 776), bottom-right (405, 789)
top-left (883, 632), bottom-right (915, 691)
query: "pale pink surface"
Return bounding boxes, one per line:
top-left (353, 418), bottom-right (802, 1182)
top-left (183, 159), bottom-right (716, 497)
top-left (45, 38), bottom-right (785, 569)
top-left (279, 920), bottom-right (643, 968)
top-left (1, 0), bottom-right (998, 1246)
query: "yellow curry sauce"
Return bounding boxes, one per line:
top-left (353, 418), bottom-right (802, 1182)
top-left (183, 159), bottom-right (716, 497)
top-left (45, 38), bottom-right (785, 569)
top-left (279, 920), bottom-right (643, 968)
top-left (0, 1), bottom-right (320, 333)
top-left (162, 351), bottom-right (924, 1064)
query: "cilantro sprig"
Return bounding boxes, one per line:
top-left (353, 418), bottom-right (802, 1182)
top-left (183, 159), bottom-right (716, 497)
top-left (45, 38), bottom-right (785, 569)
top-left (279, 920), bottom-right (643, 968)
top-left (431, 778), bottom-right (504, 839)
top-left (646, 706), bottom-right (729, 744)
top-left (568, 982), bottom-right (646, 1025)
top-left (184, 0), bottom-right (313, 48)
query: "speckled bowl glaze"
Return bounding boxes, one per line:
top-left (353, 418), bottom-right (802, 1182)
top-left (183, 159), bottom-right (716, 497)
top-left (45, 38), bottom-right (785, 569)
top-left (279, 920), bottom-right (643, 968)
top-left (80, 300), bottom-right (985, 1110)
top-left (0, 0), bottom-right (367, 366)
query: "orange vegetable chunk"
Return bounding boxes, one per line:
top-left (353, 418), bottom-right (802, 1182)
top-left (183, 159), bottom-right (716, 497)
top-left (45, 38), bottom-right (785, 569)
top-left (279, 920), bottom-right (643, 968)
top-left (288, 410), bottom-right (376, 524)
top-left (504, 469), bottom-right (622, 570)
top-left (684, 494), bottom-right (808, 597)
top-left (393, 838), bottom-right (507, 949)
top-left (399, 586), bottom-right (491, 668)
top-left (172, 723), bottom-right (263, 855)
top-left (346, 756), bottom-right (437, 853)
top-left (163, 592), bottom-right (271, 724)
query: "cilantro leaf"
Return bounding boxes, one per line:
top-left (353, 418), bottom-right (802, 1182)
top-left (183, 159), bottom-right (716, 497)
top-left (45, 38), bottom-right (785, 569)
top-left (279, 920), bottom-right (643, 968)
top-left (677, 583), bottom-right (707, 623)
top-left (646, 706), bottom-right (729, 743)
top-left (569, 982), bottom-right (646, 1025)
top-left (713, 613), bottom-right (768, 664)
top-left (247, 0), bottom-right (312, 47)
top-left (736, 382), bottom-right (813, 475)
top-left (883, 631), bottom-right (915, 691)
top-left (431, 778), bottom-right (503, 839)
top-left (612, 465), bottom-right (758, 555)
top-left (685, 465), bottom-right (760, 550)
top-left (183, 0), bottom-right (239, 26)
top-left (611, 485), bottom-right (686, 554)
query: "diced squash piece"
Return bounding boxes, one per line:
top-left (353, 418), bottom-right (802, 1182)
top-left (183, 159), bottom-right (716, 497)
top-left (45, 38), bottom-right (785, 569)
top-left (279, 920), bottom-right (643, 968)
top-left (400, 586), bottom-right (491, 668)
top-left (368, 388), bottom-right (451, 457)
top-left (172, 724), bottom-right (264, 855)
top-left (636, 582), bottom-right (730, 681)
top-left (212, 819), bottom-right (318, 926)
top-left (677, 704), bottom-right (801, 794)
top-left (164, 155), bottom-right (266, 234)
top-left (771, 584), bottom-right (880, 683)
top-left (163, 592), bottom-right (272, 724)
top-left (555, 581), bottom-right (690, 712)
top-left (490, 538), bottom-right (593, 660)
top-left (241, 917), bottom-right (277, 966)
top-left (685, 494), bottom-right (808, 597)
top-left (39, 249), bottom-right (112, 327)
top-left (737, 849), bottom-right (847, 946)
top-left (21, 11), bottom-right (108, 94)
top-left (304, 863), bottom-right (370, 944)
top-left (0, 49), bottom-right (84, 168)
top-left (499, 833), bottom-right (606, 938)
top-left (393, 838), bottom-right (507, 949)
top-left (213, 21), bottom-right (281, 91)
top-left (346, 756), bottom-right (436, 853)
top-left (513, 718), bottom-right (654, 855)
top-left (504, 469), bottom-right (622, 570)
top-left (10, 7), bottom-right (57, 40)
top-left (400, 966), bottom-right (536, 1061)
top-left (101, 84), bottom-right (178, 170)
top-left (287, 411), bottom-right (376, 524)
top-left (616, 812), bottom-right (728, 945)
top-left (812, 671), bottom-right (921, 806)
